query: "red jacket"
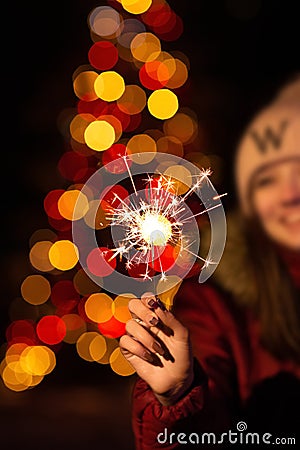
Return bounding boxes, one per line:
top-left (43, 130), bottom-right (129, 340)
top-left (131, 250), bottom-right (300, 449)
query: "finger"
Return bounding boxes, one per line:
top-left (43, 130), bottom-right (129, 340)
top-left (119, 334), bottom-right (155, 363)
top-left (156, 307), bottom-right (189, 341)
top-left (126, 319), bottom-right (166, 356)
top-left (140, 292), bottom-right (158, 306)
top-left (140, 292), bottom-right (167, 312)
top-left (141, 294), bottom-right (188, 341)
top-left (128, 298), bottom-right (160, 327)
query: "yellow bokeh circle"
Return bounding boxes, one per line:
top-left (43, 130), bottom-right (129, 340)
top-left (163, 165), bottom-right (192, 195)
top-left (127, 134), bottom-right (157, 164)
top-left (113, 293), bottom-right (135, 323)
top-left (109, 347), bottom-right (136, 376)
top-left (19, 346), bottom-right (56, 376)
top-left (48, 240), bottom-right (79, 271)
top-left (94, 71), bottom-right (125, 102)
top-left (147, 89), bottom-right (178, 120)
top-left (121, 0), bottom-right (152, 15)
top-left (84, 293), bottom-right (113, 323)
top-left (57, 190), bottom-right (89, 221)
top-left (84, 120), bottom-right (116, 151)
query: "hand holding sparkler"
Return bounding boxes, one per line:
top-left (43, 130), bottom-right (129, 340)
top-left (119, 293), bottom-right (194, 406)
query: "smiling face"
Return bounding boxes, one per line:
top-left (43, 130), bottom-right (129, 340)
top-left (251, 158), bottom-right (300, 251)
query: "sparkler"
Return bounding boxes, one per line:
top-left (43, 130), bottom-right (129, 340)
top-left (72, 151), bottom-right (227, 297)
top-left (106, 161), bottom-right (224, 284)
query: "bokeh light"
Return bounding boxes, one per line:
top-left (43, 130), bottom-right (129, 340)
top-left (73, 268), bottom-right (102, 296)
top-left (51, 280), bottom-right (80, 314)
top-left (113, 293), bottom-right (135, 322)
top-left (44, 189), bottom-right (66, 220)
top-left (84, 120), bottom-right (116, 151)
top-left (73, 71), bottom-right (99, 102)
top-left (97, 316), bottom-right (126, 339)
top-left (102, 143), bottom-right (132, 174)
top-left (57, 151), bottom-right (91, 183)
top-left (21, 275), bottom-right (51, 306)
top-left (88, 41), bottom-right (119, 70)
top-left (156, 135), bottom-right (184, 157)
top-left (76, 331), bottom-right (101, 362)
top-left (121, 0), bottom-right (152, 15)
top-left (57, 189), bottom-right (89, 221)
top-left (62, 314), bottom-right (87, 344)
top-left (48, 240), bottom-right (79, 271)
top-left (130, 32), bottom-right (161, 62)
top-left (88, 6), bottom-right (122, 38)
top-left (94, 71), bottom-right (125, 102)
top-left (19, 345), bottom-right (56, 376)
top-left (109, 347), bottom-right (135, 376)
top-left (127, 133), bottom-right (157, 163)
top-left (86, 247), bottom-right (117, 277)
top-left (163, 111), bottom-right (198, 144)
top-left (36, 315), bottom-right (67, 345)
top-left (163, 164), bottom-right (192, 195)
top-left (100, 184), bottom-right (129, 212)
top-left (147, 88), bottom-right (179, 119)
top-left (83, 200), bottom-right (110, 230)
top-left (6, 319), bottom-right (37, 346)
top-left (70, 113), bottom-right (95, 144)
top-left (84, 293), bottom-right (113, 323)
top-left (89, 334), bottom-right (107, 361)
top-left (96, 337), bottom-right (119, 365)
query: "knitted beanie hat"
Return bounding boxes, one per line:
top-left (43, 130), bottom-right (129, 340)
top-left (234, 77), bottom-right (300, 215)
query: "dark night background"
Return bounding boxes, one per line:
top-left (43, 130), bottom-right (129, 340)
top-left (1, 1), bottom-right (300, 449)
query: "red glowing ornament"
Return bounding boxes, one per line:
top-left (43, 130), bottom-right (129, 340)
top-left (86, 247), bottom-right (117, 277)
top-left (102, 143), bottom-right (132, 174)
top-left (139, 61), bottom-right (169, 90)
top-left (127, 262), bottom-right (156, 280)
top-left (100, 184), bottom-right (129, 213)
top-left (98, 316), bottom-right (126, 339)
top-left (88, 41), bottom-right (119, 70)
top-left (57, 151), bottom-right (90, 182)
top-left (6, 320), bottom-right (37, 345)
top-left (123, 112), bottom-right (142, 132)
top-left (51, 280), bottom-right (80, 315)
top-left (108, 104), bottom-right (131, 130)
top-left (44, 189), bottom-right (65, 220)
top-left (149, 244), bottom-right (178, 272)
top-left (77, 98), bottom-right (109, 116)
top-left (36, 315), bottom-right (67, 345)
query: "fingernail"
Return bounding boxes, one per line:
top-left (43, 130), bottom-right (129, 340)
top-left (148, 315), bottom-right (159, 326)
top-left (141, 292), bottom-right (155, 302)
top-left (143, 351), bottom-right (154, 363)
top-left (148, 298), bottom-right (158, 309)
top-left (152, 341), bottom-right (165, 356)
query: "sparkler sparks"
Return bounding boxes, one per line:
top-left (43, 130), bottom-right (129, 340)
top-left (105, 167), bottom-right (223, 282)
top-left (72, 151), bottom-right (227, 296)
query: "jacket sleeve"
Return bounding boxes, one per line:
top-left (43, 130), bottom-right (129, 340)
top-left (131, 280), bottom-right (240, 450)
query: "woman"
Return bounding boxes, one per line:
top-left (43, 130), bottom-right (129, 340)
top-left (120, 79), bottom-right (300, 449)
